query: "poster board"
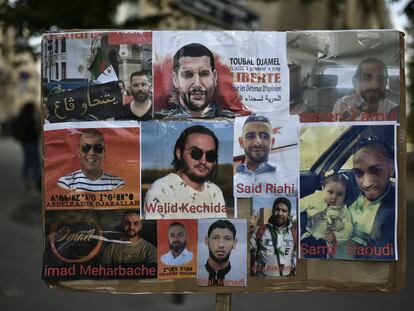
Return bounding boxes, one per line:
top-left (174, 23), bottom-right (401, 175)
top-left (41, 30), bottom-right (406, 293)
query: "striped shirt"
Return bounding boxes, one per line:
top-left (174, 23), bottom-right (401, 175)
top-left (57, 170), bottom-right (125, 192)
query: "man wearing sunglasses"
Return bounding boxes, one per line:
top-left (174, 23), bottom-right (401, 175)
top-left (144, 125), bottom-right (227, 219)
top-left (57, 129), bottom-right (125, 191)
top-left (234, 114), bottom-right (296, 197)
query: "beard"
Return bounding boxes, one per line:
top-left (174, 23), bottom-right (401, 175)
top-left (170, 241), bottom-right (186, 254)
top-left (360, 88), bottom-right (385, 104)
top-left (179, 156), bottom-right (216, 184)
top-left (132, 91), bottom-right (149, 103)
top-left (209, 248), bottom-right (231, 264)
top-left (180, 88), bottom-right (211, 112)
top-left (269, 215), bottom-right (288, 228)
top-left (124, 229), bottom-right (139, 239)
top-left (246, 147), bottom-right (269, 164)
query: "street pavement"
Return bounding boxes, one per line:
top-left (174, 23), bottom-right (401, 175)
top-left (0, 136), bottom-right (413, 311)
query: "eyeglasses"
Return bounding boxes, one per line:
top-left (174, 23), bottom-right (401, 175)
top-left (80, 144), bottom-right (104, 154)
top-left (186, 147), bottom-right (217, 163)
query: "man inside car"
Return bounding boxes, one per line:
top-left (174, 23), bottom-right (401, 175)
top-left (337, 137), bottom-right (396, 260)
top-left (332, 57), bottom-right (398, 121)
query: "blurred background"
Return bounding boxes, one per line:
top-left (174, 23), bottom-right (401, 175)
top-left (0, 0), bottom-right (413, 310)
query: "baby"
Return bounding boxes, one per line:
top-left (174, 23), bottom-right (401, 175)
top-left (300, 172), bottom-right (353, 259)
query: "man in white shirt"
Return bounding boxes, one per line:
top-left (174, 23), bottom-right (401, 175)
top-left (144, 125), bottom-right (227, 219)
top-left (332, 57), bottom-right (398, 121)
top-left (160, 222), bottom-right (193, 265)
top-left (57, 129), bottom-right (124, 192)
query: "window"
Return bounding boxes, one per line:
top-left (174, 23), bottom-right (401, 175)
top-left (61, 38), bottom-right (66, 53)
top-left (54, 40), bottom-right (58, 53)
top-left (61, 62), bottom-right (66, 79)
top-left (55, 62), bottom-right (59, 80)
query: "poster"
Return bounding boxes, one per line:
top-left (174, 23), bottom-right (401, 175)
top-left (299, 122), bottom-right (397, 260)
top-left (250, 195), bottom-right (297, 276)
top-left (141, 120), bottom-right (234, 219)
top-left (233, 113), bottom-right (299, 198)
top-left (153, 31), bottom-right (289, 118)
top-left (157, 219), bottom-right (197, 279)
top-left (44, 121), bottom-right (140, 210)
top-left (197, 219), bottom-right (247, 286)
top-left (288, 30), bottom-right (400, 123)
top-left (42, 209), bottom-right (157, 280)
top-left (42, 31), bottom-right (153, 122)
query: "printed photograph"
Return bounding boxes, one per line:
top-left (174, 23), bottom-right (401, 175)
top-left (233, 113), bottom-right (299, 197)
top-left (157, 219), bottom-right (197, 279)
top-left (288, 30), bottom-right (400, 123)
top-left (250, 195), bottom-right (297, 277)
top-left (42, 209), bottom-right (157, 280)
top-left (42, 31), bottom-right (153, 122)
top-left (44, 121), bottom-right (140, 210)
top-left (197, 219), bottom-right (247, 287)
top-left (299, 123), bottom-right (397, 260)
top-left (153, 31), bottom-right (289, 118)
top-left (141, 120), bottom-right (234, 219)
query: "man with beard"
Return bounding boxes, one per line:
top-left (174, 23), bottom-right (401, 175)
top-left (197, 220), bottom-right (244, 286)
top-left (160, 222), bottom-right (193, 265)
top-left (101, 210), bottom-right (157, 265)
top-left (165, 43), bottom-right (233, 118)
top-left (250, 197), bottom-right (296, 276)
top-left (116, 71), bottom-right (152, 120)
top-left (57, 129), bottom-right (124, 192)
top-left (144, 125), bottom-right (227, 219)
top-left (332, 58), bottom-right (398, 121)
top-left (234, 114), bottom-right (297, 197)
top-left (342, 137), bottom-right (396, 260)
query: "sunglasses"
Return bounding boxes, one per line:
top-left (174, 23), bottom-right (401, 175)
top-left (186, 147), bottom-right (217, 163)
top-left (80, 144), bottom-right (104, 154)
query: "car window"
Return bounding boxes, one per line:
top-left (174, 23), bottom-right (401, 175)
top-left (323, 67), bottom-right (399, 89)
top-left (300, 126), bottom-right (349, 171)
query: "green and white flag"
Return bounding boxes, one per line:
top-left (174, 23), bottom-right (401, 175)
top-left (88, 47), bottom-right (118, 83)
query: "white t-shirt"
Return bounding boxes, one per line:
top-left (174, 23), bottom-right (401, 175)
top-left (160, 248), bottom-right (193, 266)
top-left (143, 173), bottom-right (227, 219)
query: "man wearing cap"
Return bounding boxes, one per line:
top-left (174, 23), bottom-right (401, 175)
top-left (250, 197), bottom-right (296, 276)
